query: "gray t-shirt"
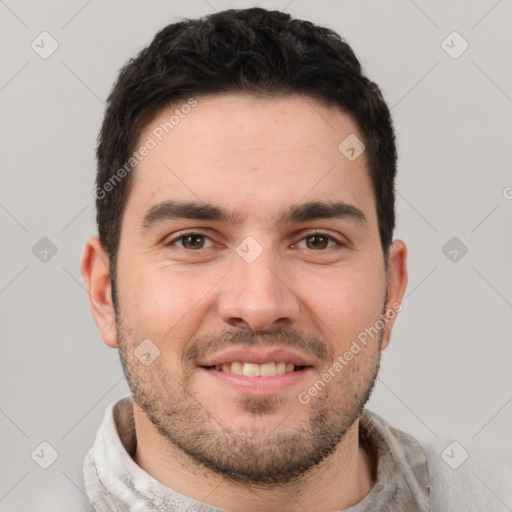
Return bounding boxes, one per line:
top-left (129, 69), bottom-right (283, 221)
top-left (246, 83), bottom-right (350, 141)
top-left (82, 396), bottom-right (430, 511)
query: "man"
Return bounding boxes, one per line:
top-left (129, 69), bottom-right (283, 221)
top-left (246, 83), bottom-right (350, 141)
top-left (80, 7), bottom-right (431, 511)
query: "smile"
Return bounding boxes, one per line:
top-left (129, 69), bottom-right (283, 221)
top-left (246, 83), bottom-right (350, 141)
top-left (203, 361), bottom-right (307, 377)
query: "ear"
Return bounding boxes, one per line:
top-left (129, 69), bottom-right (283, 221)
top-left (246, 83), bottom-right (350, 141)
top-left (381, 239), bottom-right (407, 350)
top-left (80, 236), bottom-right (118, 348)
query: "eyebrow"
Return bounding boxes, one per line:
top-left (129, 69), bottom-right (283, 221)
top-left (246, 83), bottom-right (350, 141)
top-left (141, 200), bottom-right (367, 231)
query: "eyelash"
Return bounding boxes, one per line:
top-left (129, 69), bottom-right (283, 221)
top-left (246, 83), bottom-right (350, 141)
top-left (165, 231), bottom-right (344, 251)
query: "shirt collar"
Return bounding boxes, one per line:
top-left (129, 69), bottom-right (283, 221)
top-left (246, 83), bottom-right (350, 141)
top-left (84, 396), bottom-right (430, 511)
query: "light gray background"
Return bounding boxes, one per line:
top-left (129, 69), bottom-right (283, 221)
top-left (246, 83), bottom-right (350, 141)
top-left (1, 0), bottom-right (511, 509)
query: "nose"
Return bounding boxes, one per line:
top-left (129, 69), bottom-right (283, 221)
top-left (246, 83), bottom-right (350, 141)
top-left (217, 244), bottom-right (301, 332)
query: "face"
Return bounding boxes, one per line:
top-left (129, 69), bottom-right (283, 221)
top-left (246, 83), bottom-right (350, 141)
top-left (84, 93), bottom-right (407, 485)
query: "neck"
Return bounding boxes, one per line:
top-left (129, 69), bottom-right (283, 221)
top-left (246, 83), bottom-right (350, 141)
top-left (132, 404), bottom-right (375, 512)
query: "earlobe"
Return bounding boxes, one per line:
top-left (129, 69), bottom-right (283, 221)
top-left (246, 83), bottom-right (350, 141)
top-left (381, 240), bottom-right (408, 350)
top-left (80, 236), bottom-right (119, 348)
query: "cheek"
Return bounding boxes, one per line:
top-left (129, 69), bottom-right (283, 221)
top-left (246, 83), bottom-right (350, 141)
top-left (118, 265), bottom-right (218, 346)
top-left (305, 265), bottom-right (385, 344)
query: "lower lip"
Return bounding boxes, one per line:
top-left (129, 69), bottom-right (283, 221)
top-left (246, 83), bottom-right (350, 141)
top-left (198, 367), bottom-right (313, 396)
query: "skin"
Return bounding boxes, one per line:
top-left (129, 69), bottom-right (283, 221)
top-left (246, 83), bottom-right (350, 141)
top-left (81, 93), bottom-right (407, 512)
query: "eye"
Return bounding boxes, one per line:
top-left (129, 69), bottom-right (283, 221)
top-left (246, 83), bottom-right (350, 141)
top-left (296, 232), bottom-right (342, 250)
top-left (164, 231), bottom-right (344, 252)
top-left (166, 232), bottom-right (215, 250)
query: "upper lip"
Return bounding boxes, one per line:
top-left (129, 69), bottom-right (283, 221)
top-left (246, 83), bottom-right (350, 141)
top-left (197, 347), bottom-right (316, 367)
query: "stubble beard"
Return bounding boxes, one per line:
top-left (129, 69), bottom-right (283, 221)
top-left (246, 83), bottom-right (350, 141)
top-left (116, 318), bottom-right (383, 486)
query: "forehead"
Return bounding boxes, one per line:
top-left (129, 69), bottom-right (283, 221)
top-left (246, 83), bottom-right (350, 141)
top-left (125, 93), bottom-right (376, 225)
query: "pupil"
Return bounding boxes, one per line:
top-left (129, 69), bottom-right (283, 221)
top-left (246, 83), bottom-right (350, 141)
top-left (184, 235), bottom-right (203, 249)
top-left (308, 235), bottom-right (327, 249)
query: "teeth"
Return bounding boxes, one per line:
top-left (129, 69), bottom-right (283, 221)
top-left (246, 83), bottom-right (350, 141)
top-left (242, 363), bottom-right (260, 377)
top-left (260, 362), bottom-right (276, 377)
top-left (231, 361), bottom-right (243, 375)
top-left (216, 361), bottom-right (298, 377)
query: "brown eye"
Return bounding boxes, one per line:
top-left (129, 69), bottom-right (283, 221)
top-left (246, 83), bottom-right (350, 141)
top-left (180, 234), bottom-right (206, 249)
top-left (294, 232), bottom-right (342, 251)
top-left (165, 232), bottom-right (215, 250)
top-left (304, 234), bottom-right (330, 250)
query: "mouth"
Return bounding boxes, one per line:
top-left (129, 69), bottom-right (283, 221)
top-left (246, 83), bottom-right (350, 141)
top-left (197, 347), bottom-right (315, 396)
top-left (201, 361), bottom-right (310, 377)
